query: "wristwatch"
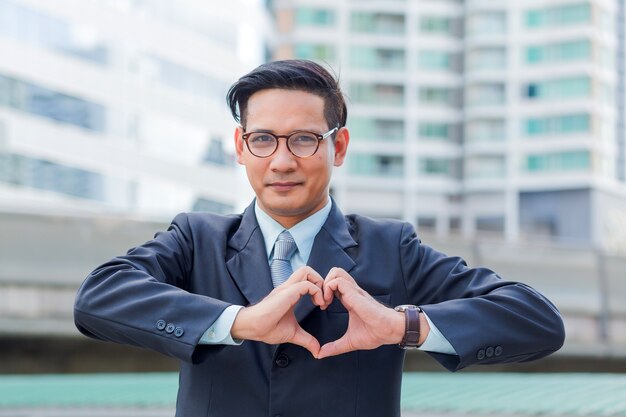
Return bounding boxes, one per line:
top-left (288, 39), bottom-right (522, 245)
top-left (394, 305), bottom-right (421, 349)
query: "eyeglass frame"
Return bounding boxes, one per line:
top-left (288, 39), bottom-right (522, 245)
top-left (240, 126), bottom-right (339, 158)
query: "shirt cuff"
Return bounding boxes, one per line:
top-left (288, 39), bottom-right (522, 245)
top-left (199, 305), bottom-right (244, 345)
top-left (418, 311), bottom-right (457, 355)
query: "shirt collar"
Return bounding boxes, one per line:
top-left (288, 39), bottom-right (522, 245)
top-left (255, 197), bottom-right (332, 263)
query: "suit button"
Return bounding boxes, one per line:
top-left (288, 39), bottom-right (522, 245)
top-left (275, 354), bottom-right (289, 368)
top-left (486, 346), bottom-right (494, 358)
top-left (495, 346), bottom-right (503, 356)
top-left (156, 320), bottom-right (166, 331)
top-left (174, 327), bottom-right (184, 337)
top-left (165, 323), bottom-right (175, 334)
top-left (477, 349), bottom-right (485, 360)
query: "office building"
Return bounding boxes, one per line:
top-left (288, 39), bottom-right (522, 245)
top-left (270, 0), bottom-right (626, 250)
top-left (0, 0), bottom-right (263, 219)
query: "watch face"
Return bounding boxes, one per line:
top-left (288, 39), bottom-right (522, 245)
top-left (395, 304), bottom-right (418, 312)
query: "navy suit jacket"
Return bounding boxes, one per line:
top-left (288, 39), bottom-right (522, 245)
top-left (74, 201), bottom-right (564, 417)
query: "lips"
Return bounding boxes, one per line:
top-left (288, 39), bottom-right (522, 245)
top-left (267, 181), bottom-right (302, 192)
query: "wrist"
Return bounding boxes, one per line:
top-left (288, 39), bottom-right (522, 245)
top-left (391, 310), bottom-right (406, 344)
top-left (230, 306), bottom-right (256, 341)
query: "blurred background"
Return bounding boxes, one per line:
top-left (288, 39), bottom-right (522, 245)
top-left (1, 0), bottom-right (626, 416)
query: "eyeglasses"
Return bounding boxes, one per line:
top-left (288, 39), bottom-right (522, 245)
top-left (241, 127), bottom-right (338, 158)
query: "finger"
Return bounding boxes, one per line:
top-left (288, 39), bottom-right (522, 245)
top-left (325, 267), bottom-right (356, 285)
top-left (287, 266), bottom-right (324, 288)
top-left (304, 267), bottom-right (325, 289)
top-left (289, 326), bottom-right (321, 358)
top-left (286, 280), bottom-right (326, 308)
top-left (322, 271), bottom-right (341, 304)
top-left (324, 276), bottom-right (353, 299)
top-left (317, 335), bottom-right (354, 359)
top-left (323, 268), bottom-right (358, 303)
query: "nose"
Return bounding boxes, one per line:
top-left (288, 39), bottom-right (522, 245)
top-left (269, 139), bottom-right (297, 171)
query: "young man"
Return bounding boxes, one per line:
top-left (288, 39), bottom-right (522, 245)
top-left (74, 60), bottom-right (565, 417)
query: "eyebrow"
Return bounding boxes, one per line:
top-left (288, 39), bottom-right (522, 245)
top-left (245, 128), bottom-right (324, 134)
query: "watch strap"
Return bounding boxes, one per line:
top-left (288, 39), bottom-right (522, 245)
top-left (396, 305), bottom-right (421, 349)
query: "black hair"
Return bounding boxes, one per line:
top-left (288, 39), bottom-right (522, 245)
top-left (226, 59), bottom-right (347, 131)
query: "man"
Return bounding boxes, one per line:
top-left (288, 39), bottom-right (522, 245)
top-left (74, 59), bottom-right (565, 417)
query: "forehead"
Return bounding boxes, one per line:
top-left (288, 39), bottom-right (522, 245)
top-left (245, 89), bottom-right (326, 128)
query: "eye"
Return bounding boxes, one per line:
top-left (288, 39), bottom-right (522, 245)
top-left (290, 133), bottom-right (318, 145)
top-left (248, 133), bottom-right (276, 145)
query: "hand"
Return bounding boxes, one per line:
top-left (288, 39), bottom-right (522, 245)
top-left (231, 266), bottom-right (328, 357)
top-left (317, 268), bottom-right (406, 359)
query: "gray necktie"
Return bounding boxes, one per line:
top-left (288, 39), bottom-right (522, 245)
top-left (270, 231), bottom-right (297, 287)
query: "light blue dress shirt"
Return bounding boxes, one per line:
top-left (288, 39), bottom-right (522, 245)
top-left (199, 198), bottom-right (456, 355)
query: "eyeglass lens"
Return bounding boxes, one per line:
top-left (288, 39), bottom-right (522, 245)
top-left (246, 132), bottom-right (319, 157)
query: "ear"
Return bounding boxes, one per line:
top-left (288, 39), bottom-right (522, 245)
top-left (332, 127), bottom-right (350, 167)
top-left (234, 126), bottom-right (245, 165)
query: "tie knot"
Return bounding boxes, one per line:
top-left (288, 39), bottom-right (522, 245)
top-left (273, 231), bottom-right (297, 261)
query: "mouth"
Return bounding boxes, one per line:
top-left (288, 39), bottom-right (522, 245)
top-left (267, 181), bottom-right (302, 192)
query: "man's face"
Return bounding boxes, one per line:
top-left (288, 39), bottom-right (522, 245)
top-left (235, 89), bottom-right (349, 228)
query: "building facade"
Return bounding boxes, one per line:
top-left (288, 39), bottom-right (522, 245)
top-left (270, 0), bottom-right (626, 251)
top-left (0, 0), bottom-right (264, 219)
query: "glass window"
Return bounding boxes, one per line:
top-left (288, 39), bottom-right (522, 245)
top-left (418, 87), bottom-right (461, 108)
top-left (0, 0), bottom-right (109, 65)
top-left (467, 47), bottom-right (506, 70)
top-left (525, 76), bottom-right (591, 100)
top-left (467, 83), bottom-right (506, 106)
top-left (525, 114), bottom-right (591, 136)
top-left (350, 83), bottom-right (404, 106)
top-left (465, 155), bottom-right (506, 178)
top-left (525, 3), bottom-right (591, 28)
top-left (295, 7), bottom-right (335, 26)
top-left (526, 151), bottom-right (591, 172)
top-left (419, 122), bottom-right (449, 140)
top-left (526, 39), bottom-right (591, 64)
top-left (419, 16), bottom-right (461, 37)
top-left (350, 12), bottom-right (405, 35)
top-left (0, 74), bottom-right (106, 132)
top-left (0, 152), bottom-right (104, 200)
top-left (466, 12), bottom-right (506, 35)
top-left (349, 46), bottom-right (405, 70)
top-left (600, 9), bottom-right (615, 34)
top-left (466, 119), bottom-right (506, 142)
top-left (418, 50), bottom-right (451, 70)
top-left (348, 117), bottom-right (404, 141)
top-left (599, 46), bottom-right (615, 69)
top-left (294, 43), bottom-right (336, 61)
top-left (419, 157), bottom-right (459, 177)
top-left (420, 16), bottom-right (450, 33)
top-left (348, 154), bottom-right (404, 177)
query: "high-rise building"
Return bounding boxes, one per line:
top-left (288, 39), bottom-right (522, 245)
top-left (270, 0), bottom-right (626, 250)
top-left (0, 0), bottom-right (264, 219)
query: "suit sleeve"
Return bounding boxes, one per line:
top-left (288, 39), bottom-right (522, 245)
top-left (73, 213), bottom-right (231, 363)
top-left (399, 222), bottom-right (565, 371)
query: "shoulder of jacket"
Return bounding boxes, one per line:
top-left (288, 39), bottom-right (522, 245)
top-left (172, 211), bottom-right (243, 231)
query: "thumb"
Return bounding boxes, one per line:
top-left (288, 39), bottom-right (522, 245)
top-left (317, 335), bottom-right (353, 359)
top-left (290, 326), bottom-right (321, 358)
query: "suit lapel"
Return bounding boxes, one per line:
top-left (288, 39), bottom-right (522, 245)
top-left (226, 199), bottom-right (359, 320)
top-left (226, 202), bottom-right (274, 305)
top-left (295, 201), bottom-right (358, 322)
